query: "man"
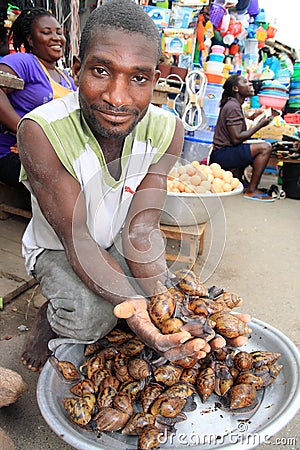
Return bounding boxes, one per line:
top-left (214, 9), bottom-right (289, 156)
top-left (210, 74), bottom-right (274, 202)
top-left (18, 0), bottom-right (248, 372)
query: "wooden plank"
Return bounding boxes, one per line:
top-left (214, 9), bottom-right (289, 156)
top-left (0, 204), bottom-right (32, 219)
top-left (2, 277), bottom-right (37, 305)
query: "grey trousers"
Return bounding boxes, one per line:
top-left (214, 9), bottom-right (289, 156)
top-left (33, 241), bottom-right (144, 352)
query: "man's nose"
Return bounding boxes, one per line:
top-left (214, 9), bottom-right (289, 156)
top-left (103, 75), bottom-right (132, 107)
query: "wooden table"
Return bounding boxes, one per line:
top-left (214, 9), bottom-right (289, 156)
top-left (160, 222), bottom-right (207, 269)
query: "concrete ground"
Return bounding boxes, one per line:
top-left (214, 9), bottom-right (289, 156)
top-left (0, 172), bottom-right (299, 450)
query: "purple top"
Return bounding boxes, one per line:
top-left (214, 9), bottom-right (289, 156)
top-left (0, 52), bottom-right (76, 159)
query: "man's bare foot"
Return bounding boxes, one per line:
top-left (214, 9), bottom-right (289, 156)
top-left (21, 302), bottom-right (57, 372)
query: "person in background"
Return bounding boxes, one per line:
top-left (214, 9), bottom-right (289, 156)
top-left (18, 0), bottom-right (250, 372)
top-left (0, 7), bottom-right (76, 195)
top-left (210, 74), bottom-right (274, 202)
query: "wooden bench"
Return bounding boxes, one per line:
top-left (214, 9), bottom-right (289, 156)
top-left (160, 222), bottom-right (207, 269)
top-left (0, 182), bottom-right (32, 220)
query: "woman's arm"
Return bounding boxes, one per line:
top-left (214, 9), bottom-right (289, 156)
top-left (0, 64), bottom-right (22, 133)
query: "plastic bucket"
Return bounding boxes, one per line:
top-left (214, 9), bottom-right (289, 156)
top-left (203, 83), bottom-right (223, 117)
top-left (182, 137), bottom-right (212, 163)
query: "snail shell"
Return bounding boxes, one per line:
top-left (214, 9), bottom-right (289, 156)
top-left (138, 425), bottom-right (163, 450)
top-left (150, 394), bottom-right (186, 418)
top-left (172, 355), bottom-right (199, 369)
top-left (105, 328), bottom-right (134, 345)
top-left (168, 287), bottom-right (186, 303)
top-left (121, 412), bottom-right (155, 435)
top-left (92, 407), bottom-right (130, 432)
top-left (119, 380), bottom-right (144, 401)
top-left (229, 383), bottom-right (257, 410)
top-left (90, 368), bottom-right (112, 388)
top-left (84, 341), bottom-right (103, 357)
top-left (234, 351), bottom-right (253, 371)
top-left (50, 357), bottom-right (81, 382)
top-left (153, 364), bottom-right (183, 386)
top-left (85, 354), bottom-right (109, 379)
top-left (236, 372), bottom-right (263, 390)
top-left (113, 352), bottom-right (133, 384)
top-left (181, 367), bottom-right (199, 385)
top-left (119, 337), bottom-right (145, 357)
top-left (253, 363), bottom-right (283, 387)
top-left (196, 367), bottom-right (215, 402)
top-left (217, 292), bottom-right (243, 309)
top-left (160, 317), bottom-right (184, 335)
top-left (175, 269), bottom-right (209, 297)
top-left (97, 385), bottom-right (117, 408)
top-left (62, 397), bottom-right (92, 426)
top-left (210, 312), bottom-right (252, 338)
top-left (149, 284), bottom-right (176, 329)
top-left (128, 358), bottom-right (150, 380)
top-left (82, 392), bottom-right (97, 415)
top-left (70, 379), bottom-right (96, 396)
top-left (165, 382), bottom-right (195, 398)
top-left (188, 297), bottom-right (224, 316)
top-left (113, 392), bottom-right (134, 416)
top-left (250, 351), bottom-right (281, 368)
top-left (140, 383), bottom-right (165, 413)
top-left (98, 374), bottom-right (120, 391)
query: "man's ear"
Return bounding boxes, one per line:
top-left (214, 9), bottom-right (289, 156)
top-left (72, 56), bottom-right (81, 77)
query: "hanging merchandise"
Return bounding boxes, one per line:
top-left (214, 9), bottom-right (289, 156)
top-left (181, 69), bottom-right (208, 132)
top-left (162, 28), bottom-right (194, 55)
top-left (209, 2), bottom-right (226, 29)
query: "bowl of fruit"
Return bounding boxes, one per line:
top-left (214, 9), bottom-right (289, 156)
top-left (161, 161), bottom-right (243, 226)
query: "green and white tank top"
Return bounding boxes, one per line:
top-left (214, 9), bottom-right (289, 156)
top-left (19, 91), bottom-right (176, 273)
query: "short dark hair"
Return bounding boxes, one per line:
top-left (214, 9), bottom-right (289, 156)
top-left (79, 0), bottom-right (161, 65)
top-left (9, 7), bottom-right (54, 52)
top-left (220, 74), bottom-right (241, 107)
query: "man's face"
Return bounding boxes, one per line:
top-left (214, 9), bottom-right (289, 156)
top-left (76, 29), bottom-right (160, 141)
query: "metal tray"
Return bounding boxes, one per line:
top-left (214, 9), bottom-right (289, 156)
top-left (37, 318), bottom-right (300, 450)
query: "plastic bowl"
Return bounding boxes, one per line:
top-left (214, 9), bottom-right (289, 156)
top-left (205, 72), bottom-right (224, 85)
top-left (211, 44), bottom-right (225, 54)
top-left (209, 53), bottom-right (225, 63)
top-left (206, 61), bottom-right (224, 74)
top-left (258, 94), bottom-right (288, 110)
top-left (160, 183), bottom-right (243, 226)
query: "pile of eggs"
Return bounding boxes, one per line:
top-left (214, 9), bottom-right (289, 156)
top-left (167, 162), bottom-right (240, 194)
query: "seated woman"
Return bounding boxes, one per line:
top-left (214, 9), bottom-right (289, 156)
top-left (210, 74), bottom-right (274, 202)
top-left (0, 7), bottom-right (76, 200)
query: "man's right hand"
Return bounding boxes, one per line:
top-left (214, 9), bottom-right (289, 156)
top-left (114, 298), bottom-right (223, 361)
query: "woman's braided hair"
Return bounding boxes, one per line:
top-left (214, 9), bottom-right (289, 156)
top-left (220, 74), bottom-right (241, 107)
top-left (9, 7), bottom-right (54, 52)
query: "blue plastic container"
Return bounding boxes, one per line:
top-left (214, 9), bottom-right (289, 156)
top-left (209, 53), bottom-right (225, 63)
top-left (203, 83), bottom-right (223, 118)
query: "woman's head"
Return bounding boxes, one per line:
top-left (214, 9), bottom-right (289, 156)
top-left (220, 75), bottom-right (254, 107)
top-left (9, 7), bottom-right (66, 62)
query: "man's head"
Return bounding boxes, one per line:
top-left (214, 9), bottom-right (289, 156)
top-left (79, 0), bottom-right (161, 65)
top-left (220, 74), bottom-right (254, 106)
top-left (73, 0), bottom-right (161, 143)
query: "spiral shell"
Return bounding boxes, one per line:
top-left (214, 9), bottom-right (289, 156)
top-left (119, 380), bottom-right (144, 401)
top-left (119, 337), bottom-right (145, 357)
top-left (50, 357), bottom-right (81, 382)
top-left (172, 355), bottom-right (199, 369)
top-left (90, 368), bottom-right (112, 388)
top-left (175, 269), bottom-right (209, 297)
top-left (140, 383), bottom-right (165, 413)
top-left (181, 367), bottom-right (199, 385)
top-left (149, 284), bottom-right (176, 329)
top-left (62, 397), bottom-right (92, 426)
top-left (165, 382), bottom-right (195, 399)
top-left (105, 328), bottom-right (134, 345)
top-left (188, 297), bottom-right (224, 316)
top-left (236, 372), bottom-right (263, 390)
top-left (153, 364), bottom-right (183, 386)
top-left (233, 351), bottom-right (253, 371)
top-left (250, 351), bottom-right (281, 368)
top-left (196, 367), bottom-right (215, 402)
top-left (113, 392), bottom-right (134, 416)
top-left (160, 317), bottom-right (184, 335)
top-left (121, 412), bottom-right (155, 435)
top-left (229, 383), bottom-right (257, 410)
top-left (113, 352), bottom-right (133, 383)
top-left (92, 407), bottom-right (130, 431)
top-left (138, 425), bottom-right (163, 450)
top-left (128, 359), bottom-right (150, 380)
top-left (70, 379), bottom-right (96, 396)
top-left (97, 386), bottom-right (117, 408)
top-left (217, 292), bottom-right (243, 309)
top-left (150, 394), bottom-right (186, 418)
top-left (210, 312), bottom-right (252, 338)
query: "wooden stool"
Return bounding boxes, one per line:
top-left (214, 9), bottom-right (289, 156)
top-left (160, 222), bottom-right (207, 268)
top-left (0, 182), bottom-right (32, 220)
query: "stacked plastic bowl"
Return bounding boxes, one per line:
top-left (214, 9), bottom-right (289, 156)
top-left (287, 62), bottom-right (300, 110)
top-left (258, 80), bottom-right (289, 110)
top-left (205, 45), bottom-right (225, 85)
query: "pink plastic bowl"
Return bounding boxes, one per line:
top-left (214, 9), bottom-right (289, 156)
top-left (258, 94), bottom-right (288, 110)
top-left (211, 45), bottom-right (226, 54)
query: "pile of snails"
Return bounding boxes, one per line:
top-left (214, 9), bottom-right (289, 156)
top-left (54, 269), bottom-right (283, 449)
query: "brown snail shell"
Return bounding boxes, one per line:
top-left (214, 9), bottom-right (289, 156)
top-left (188, 297), bottom-right (224, 316)
top-left (97, 385), bottom-right (117, 408)
top-left (98, 374), bottom-right (120, 391)
top-left (233, 351), bottom-right (253, 371)
top-left (140, 383), bottom-right (165, 413)
top-left (236, 372), bottom-right (263, 390)
top-left (165, 382), bottom-right (195, 398)
top-left (113, 392), bottom-right (134, 416)
top-left (84, 341), bottom-right (103, 357)
top-left (50, 357), bottom-right (81, 382)
top-left (213, 362), bottom-right (233, 397)
top-left (229, 383), bottom-right (257, 410)
top-left (105, 327), bottom-right (134, 345)
top-left (172, 355), bottom-right (199, 369)
top-left (85, 354), bottom-right (109, 379)
top-left (62, 397), bottom-right (92, 426)
top-left (168, 287), bottom-right (186, 303)
top-left (119, 336), bottom-right (145, 357)
top-left (138, 425), bottom-right (163, 450)
top-left (149, 283), bottom-right (176, 329)
top-left (128, 358), bottom-right (150, 380)
top-left (210, 312), bottom-right (252, 338)
top-left (82, 392), bottom-right (97, 415)
top-left (150, 394), bottom-right (186, 418)
top-left (253, 363), bottom-right (283, 387)
top-left (181, 367), bottom-right (199, 385)
top-left (90, 368), bottom-right (112, 388)
top-left (217, 292), bottom-right (243, 309)
top-left (119, 380), bottom-right (144, 401)
top-left (153, 364), bottom-right (183, 386)
top-left (114, 352), bottom-right (133, 384)
top-left (196, 367), bottom-right (215, 402)
top-left (175, 269), bottom-right (209, 297)
top-left (250, 351), bottom-right (281, 368)
top-left (121, 412), bottom-right (155, 435)
top-left (70, 379), bottom-right (96, 396)
top-left (160, 317), bottom-right (184, 335)
top-left (93, 407), bottom-right (130, 431)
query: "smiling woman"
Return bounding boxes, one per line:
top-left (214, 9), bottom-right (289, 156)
top-left (0, 7), bottom-right (76, 192)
